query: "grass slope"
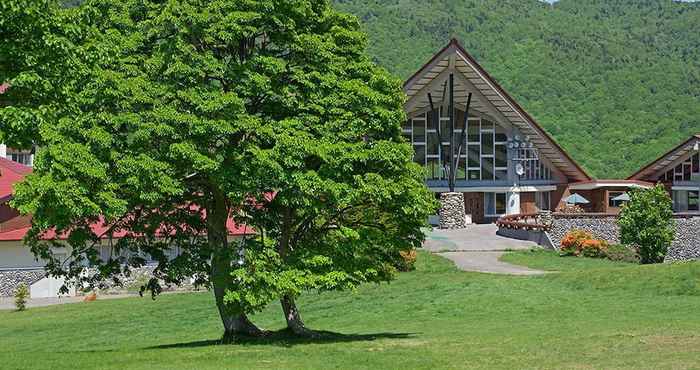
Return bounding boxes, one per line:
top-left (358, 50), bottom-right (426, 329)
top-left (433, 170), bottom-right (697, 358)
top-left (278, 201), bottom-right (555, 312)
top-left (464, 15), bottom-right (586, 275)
top-left (2, 252), bottom-right (700, 369)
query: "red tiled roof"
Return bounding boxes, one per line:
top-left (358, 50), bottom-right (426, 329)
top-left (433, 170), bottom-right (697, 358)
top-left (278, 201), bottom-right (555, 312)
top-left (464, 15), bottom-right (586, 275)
top-left (0, 215), bottom-right (253, 242)
top-left (0, 158), bottom-right (255, 241)
top-left (0, 157), bottom-right (32, 202)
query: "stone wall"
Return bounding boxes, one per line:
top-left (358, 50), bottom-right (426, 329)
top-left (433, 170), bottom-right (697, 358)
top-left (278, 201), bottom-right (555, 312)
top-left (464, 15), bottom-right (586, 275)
top-left (666, 216), bottom-right (700, 262)
top-left (439, 192), bottom-right (466, 229)
top-left (548, 213), bottom-right (700, 262)
top-left (0, 265), bottom-right (201, 297)
top-left (548, 213), bottom-right (620, 247)
top-left (0, 269), bottom-right (44, 297)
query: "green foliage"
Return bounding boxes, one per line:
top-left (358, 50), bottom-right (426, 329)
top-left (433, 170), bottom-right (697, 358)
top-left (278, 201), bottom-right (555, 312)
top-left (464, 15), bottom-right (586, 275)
top-left (14, 283), bottom-right (29, 311)
top-left (333, 0), bottom-right (700, 178)
top-left (2, 0), bottom-right (434, 335)
top-left (618, 185), bottom-right (675, 264)
top-left (604, 244), bottom-right (640, 264)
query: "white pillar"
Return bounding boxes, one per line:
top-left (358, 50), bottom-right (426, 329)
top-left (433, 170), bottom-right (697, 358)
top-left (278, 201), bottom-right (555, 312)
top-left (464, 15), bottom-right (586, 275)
top-left (507, 189), bottom-right (520, 215)
top-left (0, 144), bottom-right (7, 158)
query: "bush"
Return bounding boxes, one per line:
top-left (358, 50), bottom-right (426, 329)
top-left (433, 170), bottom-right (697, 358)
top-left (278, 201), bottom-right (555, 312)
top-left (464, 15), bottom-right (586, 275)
top-left (581, 239), bottom-right (608, 258)
top-left (560, 229), bottom-right (595, 256)
top-left (618, 185), bottom-right (674, 264)
top-left (14, 283), bottom-right (29, 311)
top-left (604, 244), bottom-right (640, 263)
top-left (396, 249), bottom-right (417, 272)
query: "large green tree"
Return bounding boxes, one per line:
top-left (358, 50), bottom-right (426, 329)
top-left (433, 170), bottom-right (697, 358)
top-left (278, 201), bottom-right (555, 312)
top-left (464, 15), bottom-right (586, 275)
top-left (2, 0), bottom-right (433, 341)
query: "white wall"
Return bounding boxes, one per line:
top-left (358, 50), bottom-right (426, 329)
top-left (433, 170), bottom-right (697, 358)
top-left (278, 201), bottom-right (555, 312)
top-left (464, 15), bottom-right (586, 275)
top-left (0, 242), bottom-right (44, 269)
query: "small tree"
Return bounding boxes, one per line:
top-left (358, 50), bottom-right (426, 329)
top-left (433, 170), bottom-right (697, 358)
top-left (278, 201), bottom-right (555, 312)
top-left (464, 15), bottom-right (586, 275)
top-left (618, 184), bottom-right (674, 264)
top-left (14, 283), bottom-right (30, 311)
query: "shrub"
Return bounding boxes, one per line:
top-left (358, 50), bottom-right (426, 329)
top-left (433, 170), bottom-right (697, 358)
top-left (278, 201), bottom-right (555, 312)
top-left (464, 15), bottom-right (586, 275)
top-left (604, 244), bottom-right (640, 263)
top-left (560, 229), bottom-right (595, 256)
top-left (581, 239), bottom-right (608, 258)
top-left (618, 185), bottom-right (674, 264)
top-left (396, 249), bottom-right (417, 272)
top-left (14, 283), bottom-right (29, 311)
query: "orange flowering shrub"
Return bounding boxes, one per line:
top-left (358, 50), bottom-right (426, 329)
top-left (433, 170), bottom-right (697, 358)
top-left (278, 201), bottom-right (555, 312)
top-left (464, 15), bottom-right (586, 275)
top-left (560, 229), bottom-right (594, 256)
top-left (560, 229), bottom-right (609, 258)
top-left (396, 249), bottom-right (418, 272)
top-left (581, 239), bottom-right (608, 258)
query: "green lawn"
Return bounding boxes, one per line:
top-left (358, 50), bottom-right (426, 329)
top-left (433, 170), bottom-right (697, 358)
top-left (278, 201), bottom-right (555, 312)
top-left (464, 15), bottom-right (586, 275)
top-left (2, 252), bottom-right (700, 370)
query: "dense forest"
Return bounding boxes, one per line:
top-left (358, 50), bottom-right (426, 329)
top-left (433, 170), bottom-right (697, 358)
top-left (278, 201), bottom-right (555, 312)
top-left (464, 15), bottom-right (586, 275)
top-left (333, 0), bottom-right (700, 178)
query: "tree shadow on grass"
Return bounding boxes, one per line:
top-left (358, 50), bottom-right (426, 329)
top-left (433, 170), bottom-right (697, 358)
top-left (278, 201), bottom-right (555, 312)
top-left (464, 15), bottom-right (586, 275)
top-left (146, 330), bottom-right (418, 349)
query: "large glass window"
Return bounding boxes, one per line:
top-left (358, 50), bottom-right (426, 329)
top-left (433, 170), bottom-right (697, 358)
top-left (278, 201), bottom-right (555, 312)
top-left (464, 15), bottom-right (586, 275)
top-left (689, 191), bottom-right (699, 212)
top-left (485, 192), bottom-right (507, 216)
top-left (608, 191), bottom-right (625, 208)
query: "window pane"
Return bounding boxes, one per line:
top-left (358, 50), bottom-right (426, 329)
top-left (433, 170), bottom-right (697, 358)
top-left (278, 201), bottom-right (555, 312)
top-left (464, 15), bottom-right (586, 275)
top-left (440, 119), bottom-right (449, 138)
top-left (453, 133), bottom-right (465, 151)
top-left (427, 133), bottom-right (440, 155)
top-left (468, 120), bottom-right (479, 142)
top-left (481, 157), bottom-right (494, 180)
top-left (496, 193), bottom-right (506, 214)
top-left (495, 169), bottom-right (508, 181)
top-left (413, 120), bottom-right (426, 143)
top-left (485, 193), bottom-right (495, 215)
top-left (481, 131), bottom-right (493, 155)
top-left (693, 153), bottom-right (699, 173)
top-left (413, 144), bottom-right (425, 166)
top-left (468, 145), bottom-right (480, 167)
top-left (689, 191), bottom-right (699, 211)
top-left (495, 144), bottom-right (507, 168)
top-left (427, 110), bottom-right (438, 131)
top-left (426, 158), bottom-right (441, 180)
top-left (495, 124), bottom-right (507, 142)
top-left (455, 110), bottom-right (466, 130)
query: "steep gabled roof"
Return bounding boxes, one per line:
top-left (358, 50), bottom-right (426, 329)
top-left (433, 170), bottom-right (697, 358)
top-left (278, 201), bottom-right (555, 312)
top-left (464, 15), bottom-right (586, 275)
top-left (403, 39), bottom-right (590, 182)
top-left (628, 134), bottom-right (700, 181)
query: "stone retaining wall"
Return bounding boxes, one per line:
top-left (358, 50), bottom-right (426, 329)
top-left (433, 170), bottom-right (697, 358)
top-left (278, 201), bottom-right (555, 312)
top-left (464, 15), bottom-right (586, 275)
top-left (548, 213), bottom-right (620, 247)
top-left (0, 265), bottom-right (201, 297)
top-left (0, 269), bottom-right (44, 297)
top-left (548, 213), bottom-right (700, 262)
top-left (666, 216), bottom-right (700, 262)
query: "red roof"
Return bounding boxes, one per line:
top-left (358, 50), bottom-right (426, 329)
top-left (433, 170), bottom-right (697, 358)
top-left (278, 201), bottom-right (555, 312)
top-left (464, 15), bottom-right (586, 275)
top-left (0, 215), bottom-right (253, 242)
top-left (0, 156), bottom-right (32, 202)
top-left (0, 158), bottom-right (254, 241)
top-left (0, 83), bottom-right (9, 94)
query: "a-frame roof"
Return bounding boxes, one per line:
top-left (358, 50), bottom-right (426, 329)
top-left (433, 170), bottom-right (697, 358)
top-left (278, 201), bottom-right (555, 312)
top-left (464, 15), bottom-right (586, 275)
top-left (628, 134), bottom-right (700, 181)
top-left (403, 39), bottom-right (591, 182)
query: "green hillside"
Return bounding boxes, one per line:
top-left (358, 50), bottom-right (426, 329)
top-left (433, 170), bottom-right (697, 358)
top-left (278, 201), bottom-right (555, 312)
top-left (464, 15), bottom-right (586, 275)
top-left (333, 0), bottom-right (700, 178)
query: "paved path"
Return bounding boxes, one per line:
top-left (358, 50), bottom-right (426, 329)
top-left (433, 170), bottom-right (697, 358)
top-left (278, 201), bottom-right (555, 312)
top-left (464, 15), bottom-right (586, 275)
top-left (424, 224), bottom-right (546, 275)
top-left (0, 293), bottom-right (138, 311)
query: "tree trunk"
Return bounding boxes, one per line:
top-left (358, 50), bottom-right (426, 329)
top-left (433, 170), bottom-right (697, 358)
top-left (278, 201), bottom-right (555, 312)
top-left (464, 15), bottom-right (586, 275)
top-left (212, 257), bottom-right (264, 343)
top-left (281, 294), bottom-right (316, 337)
top-left (207, 184), bottom-right (264, 343)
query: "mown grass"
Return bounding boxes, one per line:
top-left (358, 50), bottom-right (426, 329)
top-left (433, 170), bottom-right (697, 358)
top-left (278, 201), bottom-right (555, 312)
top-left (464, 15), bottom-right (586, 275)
top-left (1, 252), bottom-right (699, 369)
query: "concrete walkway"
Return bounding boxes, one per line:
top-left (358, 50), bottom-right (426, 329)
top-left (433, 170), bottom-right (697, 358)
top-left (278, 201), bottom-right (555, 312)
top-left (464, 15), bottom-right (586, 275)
top-left (424, 224), bottom-right (546, 275)
top-left (0, 293), bottom-right (138, 311)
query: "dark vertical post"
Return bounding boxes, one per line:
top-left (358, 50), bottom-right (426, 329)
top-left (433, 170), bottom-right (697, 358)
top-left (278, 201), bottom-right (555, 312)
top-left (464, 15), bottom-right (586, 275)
top-left (448, 73), bottom-right (455, 192)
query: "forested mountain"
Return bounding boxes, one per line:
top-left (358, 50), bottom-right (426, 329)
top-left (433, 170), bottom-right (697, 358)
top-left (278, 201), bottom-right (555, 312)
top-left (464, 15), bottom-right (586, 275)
top-left (333, 0), bottom-right (700, 178)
